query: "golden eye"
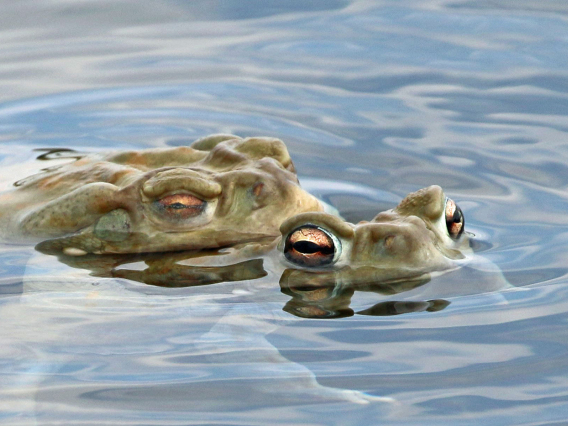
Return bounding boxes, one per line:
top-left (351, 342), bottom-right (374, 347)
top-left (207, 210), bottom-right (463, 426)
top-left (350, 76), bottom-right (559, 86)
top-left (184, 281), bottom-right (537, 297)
top-left (154, 193), bottom-right (205, 220)
top-left (445, 198), bottom-right (465, 239)
top-left (284, 225), bottom-right (339, 267)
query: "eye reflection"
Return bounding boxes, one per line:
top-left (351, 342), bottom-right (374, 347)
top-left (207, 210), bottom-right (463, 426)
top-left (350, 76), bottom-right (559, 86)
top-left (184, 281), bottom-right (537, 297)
top-left (284, 225), bottom-right (338, 267)
top-left (279, 269), bottom-right (354, 318)
top-left (357, 299), bottom-right (450, 316)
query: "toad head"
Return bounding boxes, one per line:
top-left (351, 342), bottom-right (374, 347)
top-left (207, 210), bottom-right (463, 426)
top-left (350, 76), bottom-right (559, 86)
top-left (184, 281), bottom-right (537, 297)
top-left (279, 185), bottom-right (467, 286)
top-left (9, 135), bottom-right (323, 254)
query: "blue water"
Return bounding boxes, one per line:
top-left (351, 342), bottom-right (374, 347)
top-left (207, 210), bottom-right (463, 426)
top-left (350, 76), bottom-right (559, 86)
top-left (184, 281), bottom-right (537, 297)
top-left (1, 1), bottom-right (568, 424)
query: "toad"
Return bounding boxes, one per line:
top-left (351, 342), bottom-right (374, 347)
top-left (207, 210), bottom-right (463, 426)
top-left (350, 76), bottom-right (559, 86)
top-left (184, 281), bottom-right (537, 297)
top-left (0, 135), bottom-right (323, 255)
top-left (276, 184), bottom-right (508, 317)
top-left (40, 184), bottom-right (509, 317)
top-left (4, 135), bottom-right (506, 305)
top-left (278, 184), bottom-right (467, 285)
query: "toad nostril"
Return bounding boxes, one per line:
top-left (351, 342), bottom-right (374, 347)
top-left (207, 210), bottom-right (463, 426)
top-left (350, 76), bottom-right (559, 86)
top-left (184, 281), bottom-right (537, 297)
top-left (384, 235), bottom-right (395, 249)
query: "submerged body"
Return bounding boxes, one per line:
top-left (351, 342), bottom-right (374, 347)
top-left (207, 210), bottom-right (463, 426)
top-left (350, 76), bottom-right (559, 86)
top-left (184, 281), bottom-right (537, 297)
top-left (14, 184), bottom-right (507, 409)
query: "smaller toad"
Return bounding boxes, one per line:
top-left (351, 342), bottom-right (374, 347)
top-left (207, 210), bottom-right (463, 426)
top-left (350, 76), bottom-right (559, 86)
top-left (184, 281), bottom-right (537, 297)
top-left (279, 185), bottom-right (466, 285)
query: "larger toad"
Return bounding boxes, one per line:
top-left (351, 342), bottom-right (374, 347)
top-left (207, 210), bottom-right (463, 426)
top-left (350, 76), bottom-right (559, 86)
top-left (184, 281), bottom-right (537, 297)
top-left (0, 135), bottom-right (323, 255)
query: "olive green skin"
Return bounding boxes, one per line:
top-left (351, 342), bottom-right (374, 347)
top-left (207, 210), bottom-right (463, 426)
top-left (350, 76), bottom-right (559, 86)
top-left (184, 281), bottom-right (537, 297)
top-left (278, 185), bottom-right (467, 286)
top-left (0, 135), bottom-right (323, 254)
top-left (54, 185), bottom-right (469, 291)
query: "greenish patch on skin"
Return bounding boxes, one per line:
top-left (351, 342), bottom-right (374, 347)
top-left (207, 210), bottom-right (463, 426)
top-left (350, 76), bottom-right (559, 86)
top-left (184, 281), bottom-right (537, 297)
top-left (94, 209), bottom-right (131, 242)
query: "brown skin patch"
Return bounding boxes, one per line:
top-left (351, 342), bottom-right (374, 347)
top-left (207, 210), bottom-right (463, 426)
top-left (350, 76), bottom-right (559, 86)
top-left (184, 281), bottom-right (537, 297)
top-left (384, 235), bottom-right (395, 249)
top-left (252, 182), bottom-right (264, 197)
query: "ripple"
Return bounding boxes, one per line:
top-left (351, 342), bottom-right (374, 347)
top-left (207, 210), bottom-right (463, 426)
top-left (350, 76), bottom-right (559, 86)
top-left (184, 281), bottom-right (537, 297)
top-left (1, 0), bottom-right (568, 424)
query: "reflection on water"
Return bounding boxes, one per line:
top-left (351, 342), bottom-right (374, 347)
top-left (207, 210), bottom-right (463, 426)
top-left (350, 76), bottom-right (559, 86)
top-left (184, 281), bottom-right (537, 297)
top-left (1, 0), bottom-right (568, 424)
top-left (34, 235), bottom-right (511, 324)
top-left (280, 268), bottom-right (445, 319)
top-left (40, 245), bottom-right (440, 318)
top-left (45, 248), bottom-right (269, 288)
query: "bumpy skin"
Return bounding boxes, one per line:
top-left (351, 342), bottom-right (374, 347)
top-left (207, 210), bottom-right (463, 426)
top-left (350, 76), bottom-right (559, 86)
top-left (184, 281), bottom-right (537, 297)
top-left (278, 185), bottom-right (467, 287)
top-left (49, 185), bottom-right (471, 291)
top-left (0, 135), bottom-right (323, 254)
top-left (30, 183), bottom-right (506, 319)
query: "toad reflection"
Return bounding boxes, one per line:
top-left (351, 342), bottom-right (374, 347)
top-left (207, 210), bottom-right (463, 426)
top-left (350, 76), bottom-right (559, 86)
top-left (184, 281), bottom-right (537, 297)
top-left (40, 185), bottom-right (509, 318)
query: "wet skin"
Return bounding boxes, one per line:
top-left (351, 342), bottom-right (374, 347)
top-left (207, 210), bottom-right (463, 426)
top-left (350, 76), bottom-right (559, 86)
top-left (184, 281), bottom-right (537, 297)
top-left (278, 185), bottom-right (466, 288)
top-left (2, 135), bottom-right (501, 317)
top-left (0, 135), bottom-right (323, 254)
top-left (6, 142), bottom-right (500, 408)
top-left (42, 184), bottom-right (490, 318)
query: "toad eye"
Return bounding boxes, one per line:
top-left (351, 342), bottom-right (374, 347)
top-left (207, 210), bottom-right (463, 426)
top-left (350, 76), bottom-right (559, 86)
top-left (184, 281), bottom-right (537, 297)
top-left (445, 198), bottom-right (465, 239)
top-left (154, 193), bottom-right (205, 220)
top-left (284, 225), bottom-right (340, 267)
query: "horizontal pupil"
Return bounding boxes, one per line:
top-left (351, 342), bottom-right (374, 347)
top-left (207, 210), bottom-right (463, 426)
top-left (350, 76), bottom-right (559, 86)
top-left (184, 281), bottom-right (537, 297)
top-left (293, 240), bottom-right (333, 255)
top-left (167, 202), bottom-right (190, 209)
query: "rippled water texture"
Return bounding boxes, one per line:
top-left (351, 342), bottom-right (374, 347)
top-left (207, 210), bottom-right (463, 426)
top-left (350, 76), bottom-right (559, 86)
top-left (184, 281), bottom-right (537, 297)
top-left (2, 1), bottom-right (568, 424)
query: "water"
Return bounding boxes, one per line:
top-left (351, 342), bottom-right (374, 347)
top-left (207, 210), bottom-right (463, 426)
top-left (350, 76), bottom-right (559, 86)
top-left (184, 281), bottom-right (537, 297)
top-left (1, 0), bottom-right (568, 424)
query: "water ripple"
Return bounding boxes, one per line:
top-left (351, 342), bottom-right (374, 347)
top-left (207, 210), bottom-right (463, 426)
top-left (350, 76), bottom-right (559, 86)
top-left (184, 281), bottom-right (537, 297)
top-left (1, 0), bottom-right (568, 424)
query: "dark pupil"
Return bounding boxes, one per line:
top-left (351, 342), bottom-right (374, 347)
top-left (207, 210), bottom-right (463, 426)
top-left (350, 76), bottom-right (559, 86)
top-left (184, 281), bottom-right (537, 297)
top-left (452, 208), bottom-right (463, 223)
top-left (167, 202), bottom-right (188, 209)
top-left (293, 240), bottom-right (333, 255)
top-left (446, 204), bottom-right (465, 239)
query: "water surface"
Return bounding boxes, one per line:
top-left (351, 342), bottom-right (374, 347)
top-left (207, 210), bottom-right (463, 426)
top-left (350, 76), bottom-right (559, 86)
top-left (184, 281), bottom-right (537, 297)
top-left (1, 0), bottom-right (568, 424)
